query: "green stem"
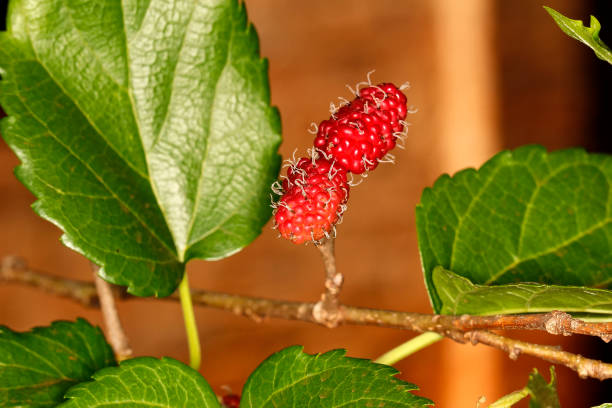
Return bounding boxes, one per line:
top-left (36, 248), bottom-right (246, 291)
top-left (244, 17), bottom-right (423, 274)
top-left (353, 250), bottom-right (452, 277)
top-left (179, 271), bottom-right (201, 370)
top-left (487, 388), bottom-right (529, 408)
top-left (374, 332), bottom-right (443, 365)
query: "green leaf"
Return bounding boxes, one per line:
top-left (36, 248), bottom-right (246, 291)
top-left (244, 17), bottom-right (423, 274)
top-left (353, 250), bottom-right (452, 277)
top-left (58, 357), bottom-right (220, 407)
top-left (416, 145), bottom-right (612, 312)
top-left (0, 0), bottom-right (281, 297)
top-left (526, 367), bottom-right (560, 408)
top-left (241, 346), bottom-right (433, 407)
top-left (591, 404), bottom-right (612, 408)
top-left (0, 319), bottom-right (115, 408)
top-left (544, 6), bottom-right (612, 64)
top-left (434, 267), bottom-right (612, 318)
top-left (487, 367), bottom-right (560, 408)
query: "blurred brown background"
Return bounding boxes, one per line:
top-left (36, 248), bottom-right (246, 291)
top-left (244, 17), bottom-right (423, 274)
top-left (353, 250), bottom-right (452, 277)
top-left (1, 0), bottom-right (610, 406)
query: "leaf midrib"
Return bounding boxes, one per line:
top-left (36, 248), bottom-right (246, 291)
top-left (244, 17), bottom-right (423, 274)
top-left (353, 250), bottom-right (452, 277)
top-left (546, 8), bottom-right (612, 61)
top-left (447, 154), bottom-right (610, 285)
top-left (185, 9), bottom-right (237, 253)
top-left (120, 0), bottom-right (240, 259)
top-left (61, 5), bottom-right (143, 179)
top-left (486, 210), bottom-right (610, 285)
top-left (448, 277), bottom-right (612, 315)
top-left (147, 2), bottom-right (197, 150)
top-left (558, 14), bottom-right (612, 56)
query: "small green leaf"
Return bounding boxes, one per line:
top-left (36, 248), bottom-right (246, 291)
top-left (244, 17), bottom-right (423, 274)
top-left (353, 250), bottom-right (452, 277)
top-left (488, 367), bottom-right (560, 408)
top-left (0, 0), bottom-right (281, 297)
top-left (591, 404), bottom-right (612, 408)
top-left (0, 319), bottom-right (115, 408)
top-left (544, 6), bottom-right (612, 64)
top-left (58, 357), bottom-right (220, 407)
top-left (241, 346), bottom-right (433, 407)
top-left (527, 367), bottom-right (560, 408)
top-left (434, 267), bottom-right (612, 318)
top-left (416, 145), bottom-right (612, 312)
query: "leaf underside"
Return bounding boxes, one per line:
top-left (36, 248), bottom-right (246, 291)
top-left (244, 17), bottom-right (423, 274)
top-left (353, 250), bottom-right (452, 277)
top-left (544, 6), bottom-right (612, 64)
top-left (434, 267), bottom-right (612, 319)
top-left (58, 357), bottom-right (220, 407)
top-left (241, 346), bottom-right (433, 408)
top-left (0, 0), bottom-right (281, 296)
top-left (0, 319), bottom-right (115, 408)
top-left (416, 146), bottom-right (612, 312)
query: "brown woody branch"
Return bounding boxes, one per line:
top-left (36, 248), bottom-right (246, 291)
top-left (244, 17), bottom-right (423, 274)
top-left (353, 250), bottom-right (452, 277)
top-left (91, 263), bottom-right (133, 361)
top-left (2, 255), bottom-right (612, 380)
top-left (445, 311), bottom-right (612, 343)
top-left (451, 330), bottom-right (611, 380)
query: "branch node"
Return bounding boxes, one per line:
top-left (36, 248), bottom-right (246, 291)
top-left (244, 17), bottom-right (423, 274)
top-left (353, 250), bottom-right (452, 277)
top-left (577, 357), bottom-right (589, 379)
top-left (509, 347), bottom-right (521, 361)
top-left (465, 331), bottom-right (479, 345)
top-left (1, 255), bottom-right (26, 273)
top-left (544, 310), bottom-right (573, 336)
top-left (312, 301), bottom-right (343, 328)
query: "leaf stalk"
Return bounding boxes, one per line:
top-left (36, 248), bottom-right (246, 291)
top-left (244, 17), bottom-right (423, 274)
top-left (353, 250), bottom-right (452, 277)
top-left (374, 332), bottom-right (443, 365)
top-left (179, 271), bottom-right (201, 370)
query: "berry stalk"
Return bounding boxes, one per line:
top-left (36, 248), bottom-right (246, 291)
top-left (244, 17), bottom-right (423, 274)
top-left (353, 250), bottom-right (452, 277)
top-left (312, 238), bottom-right (344, 328)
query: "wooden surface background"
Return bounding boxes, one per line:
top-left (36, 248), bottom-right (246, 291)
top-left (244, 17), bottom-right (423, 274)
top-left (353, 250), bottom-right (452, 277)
top-left (1, 0), bottom-right (610, 406)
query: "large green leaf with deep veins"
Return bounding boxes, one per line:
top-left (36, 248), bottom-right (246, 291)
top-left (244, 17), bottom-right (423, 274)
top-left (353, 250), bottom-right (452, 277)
top-left (241, 346), bottom-right (433, 407)
top-left (58, 357), bottom-right (220, 407)
top-left (434, 267), bottom-right (612, 318)
top-left (416, 146), bottom-right (612, 312)
top-left (0, 0), bottom-right (281, 296)
top-left (0, 319), bottom-right (115, 407)
top-left (544, 6), bottom-right (612, 65)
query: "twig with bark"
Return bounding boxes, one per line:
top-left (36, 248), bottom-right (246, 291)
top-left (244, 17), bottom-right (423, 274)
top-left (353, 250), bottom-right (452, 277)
top-left (90, 262), bottom-right (133, 361)
top-left (2, 255), bottom-right (612, 380)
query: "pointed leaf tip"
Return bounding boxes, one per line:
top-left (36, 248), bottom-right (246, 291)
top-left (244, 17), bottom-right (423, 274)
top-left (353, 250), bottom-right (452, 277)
top-left (544, 6), bottom-right (612, 64)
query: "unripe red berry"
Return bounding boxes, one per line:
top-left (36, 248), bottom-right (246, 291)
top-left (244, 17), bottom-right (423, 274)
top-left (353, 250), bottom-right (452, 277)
top-left (314, 83), bottom-right (408, 174)
top-left (273, 158), bottom-right (349, 244)
top-left (221, 394), bottom-right (240, 408)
